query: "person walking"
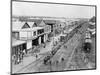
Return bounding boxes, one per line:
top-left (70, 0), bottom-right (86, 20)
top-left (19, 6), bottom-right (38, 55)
top-left (17, 49), bottom-right (20, 64)
top-left (17, 54), bottom-right (20, 64)
top-left (61, 57), bottom-right (64, 62)
top-left (61, 57), bottom-right (65, 69)
top-left (56, 60), bottom-right (59, 71)
top-left (44, 43), bottom-right (46, 48)
top-left (49, 60), bottom-right (52, 71)
top-left (13, 54), bottom-right (16, 65)
top-left (36, 54), bottom-right (38, 61)
top-left (23, 49), bottom-right (26, 56)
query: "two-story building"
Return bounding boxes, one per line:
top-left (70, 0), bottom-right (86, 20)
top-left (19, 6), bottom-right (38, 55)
top-left (36, 20), bottom-right (51, 42)
top-left (12, 20), bottom-right (51, 57)
top-left (19, 27), bottom-right (44, 48)
top-left (44, 20), bottom-right (56, 32)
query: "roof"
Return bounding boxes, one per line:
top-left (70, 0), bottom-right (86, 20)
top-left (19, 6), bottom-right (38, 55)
top-left (21, 19), bottom-right (45, 27)
top-left (34, 19), bottom-right (42, 25)
top-left (26, 19), bottom-right (43, 26)
top-left (85, 39), bottom-right (92, 43)
top-left (33, 22), bottom-right (37, 27)
top-left (12, 21), bottom-right (25, 31)
top-left (60, 33), bottom-right (66, 36)
top-left (12, 21), bottom-right (36, 31)
top-left (22, 22), bottom-right (30, 29)
top-left (89, 22), bottom-right (95, 26)
top-left (12, 38), bottom-right (26, 47)
top-left (21, 22), bottom-right (35, 29)
top-left (87, 28), bottom-right (95, 32)
top-left (27, 22), bottom-right (35, 28)
top-left (60, 22), bottom-right (66, 25)
top-left (38, 20), bottom-right (46, 27)
top-left (20, 27), bottom-right (44, 31)
top-left (43, 20), bottom-right (57, 24)
top-left (19, 18), bottom-right (56, 25)
top-left (64, 26), bottom-right (75, 33)
top-left (26, 19), bottom-right (46, 27)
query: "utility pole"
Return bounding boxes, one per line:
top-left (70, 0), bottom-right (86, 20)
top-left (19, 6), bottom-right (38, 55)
top-left (49, 60), bottom-right (52, 71)
top-left (56, 60), bottom-right (59, 71)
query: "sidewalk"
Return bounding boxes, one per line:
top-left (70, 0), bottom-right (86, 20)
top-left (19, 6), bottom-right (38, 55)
top-left (12, 38), bottom-right (54, 74)
top-left (39, 40), bottom-right (53, 54)
top-left (12, 55), bottom-right (36, 73)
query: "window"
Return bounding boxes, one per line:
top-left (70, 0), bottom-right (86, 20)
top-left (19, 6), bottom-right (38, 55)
top-left (34, 31), bottom-right (36, 36)
top-left (37, 29), bottom-right (44, 35)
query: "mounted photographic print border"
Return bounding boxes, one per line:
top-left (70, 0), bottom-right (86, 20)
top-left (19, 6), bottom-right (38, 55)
top-left (11, 0), bottom-right (97, 75)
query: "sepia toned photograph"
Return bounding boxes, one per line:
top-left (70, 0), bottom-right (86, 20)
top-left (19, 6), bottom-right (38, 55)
top-left (11, 0), bottom-right (96, 74)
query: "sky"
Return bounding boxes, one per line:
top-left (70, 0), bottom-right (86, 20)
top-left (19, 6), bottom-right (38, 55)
top-left (12, 1), bottom-right (95, 18)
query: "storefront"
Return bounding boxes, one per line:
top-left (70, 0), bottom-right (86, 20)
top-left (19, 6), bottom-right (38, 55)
top-left (32, 37), bottom-right (39, 46)
top-left (12, 41), bottom-right (27, 64)
top-left (12, 40), bottom-right (26, 56)
top-left (41, 35), bottom-right (44, 43)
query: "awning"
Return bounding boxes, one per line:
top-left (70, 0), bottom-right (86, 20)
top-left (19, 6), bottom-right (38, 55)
top-left (12, 38), bottom-right (26, 47)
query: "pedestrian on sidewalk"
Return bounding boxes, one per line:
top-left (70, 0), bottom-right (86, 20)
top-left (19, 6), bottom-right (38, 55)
top-left (55, 60), bottom-right (59, 66)
top-left (17, 54), bottom-right (20, 64)
top-left (43, 43), bottom-right (46, 48)
top-left (14, 55), bottom-right (17, 65)
top-left (23, 49), bottom-right (26, 56)
top-left (36, 54), bottom-right (38, 60)
top-left (13, 54), bottom-right (16, 65)
top-left (64, 45), bottom-right (67, 49)
top-left (61, 57), bottom-right (64, 62)
top-left (49, 60), bottom-right (52, 71)
top-left (61, 57), bottom-right (65, 69)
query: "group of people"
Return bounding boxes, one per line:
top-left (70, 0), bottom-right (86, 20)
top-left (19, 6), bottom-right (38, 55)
top-left (12, 49), bottom-right (26, 65)
top-left (43, 57), bottom-right (65, 71)
top-left (44, 57), bottom-right (65, 65)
